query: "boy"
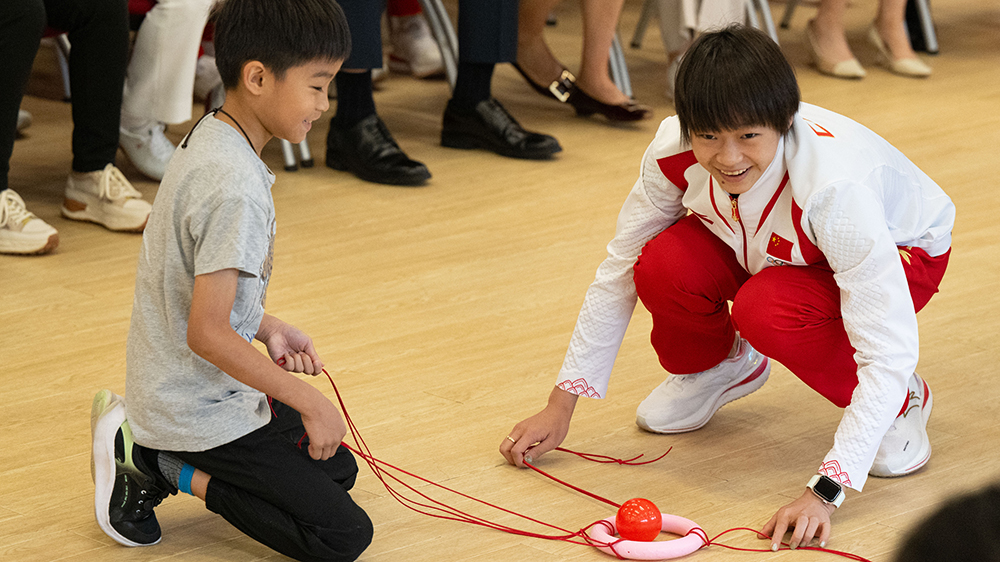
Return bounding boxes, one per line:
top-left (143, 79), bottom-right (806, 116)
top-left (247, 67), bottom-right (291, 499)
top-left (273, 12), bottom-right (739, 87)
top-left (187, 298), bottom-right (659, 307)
top-left (89, 0), bottom-right (373, 560)
top-left (500, 25), bottom-right (954, 551)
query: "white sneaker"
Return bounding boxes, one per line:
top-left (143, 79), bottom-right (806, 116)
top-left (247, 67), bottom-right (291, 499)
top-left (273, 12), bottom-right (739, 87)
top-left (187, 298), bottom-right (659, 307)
top-left (870, 373), bottom-right (933, 477)
top-left (636, 338), bottom-right (770, 433)
top-left (388, 14), bottom-right (445, 78)
top-left (119, 121), bottom-right (176, 181)
top-left (0, 189), bottom-right (59, 254)
top-left (17, 110), bottom-right (32, 134)
top-left (62, 164), bottom-right (152, 232)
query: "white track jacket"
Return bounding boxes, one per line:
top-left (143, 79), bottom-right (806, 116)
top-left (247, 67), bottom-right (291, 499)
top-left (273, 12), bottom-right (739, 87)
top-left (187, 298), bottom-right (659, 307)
top-left (556, 103), bottom-right (955, 491)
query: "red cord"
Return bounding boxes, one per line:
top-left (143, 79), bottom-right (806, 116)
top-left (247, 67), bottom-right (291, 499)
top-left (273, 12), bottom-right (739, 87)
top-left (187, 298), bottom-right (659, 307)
top-left (278, 370), bottom-right (872, 561)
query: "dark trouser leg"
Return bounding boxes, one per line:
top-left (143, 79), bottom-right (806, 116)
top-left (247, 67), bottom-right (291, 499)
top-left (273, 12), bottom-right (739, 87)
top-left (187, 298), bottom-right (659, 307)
top-left (0, 0), bottom-right (46, 191)
top-left (42, 0), bottom-right (128, 172)
top-left (172, 400), bottom-right (373, 562)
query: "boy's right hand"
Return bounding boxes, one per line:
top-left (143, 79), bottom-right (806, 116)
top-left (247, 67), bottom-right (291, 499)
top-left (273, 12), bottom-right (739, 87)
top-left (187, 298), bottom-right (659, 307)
top-left (300, 389), bottom-right (348, 461)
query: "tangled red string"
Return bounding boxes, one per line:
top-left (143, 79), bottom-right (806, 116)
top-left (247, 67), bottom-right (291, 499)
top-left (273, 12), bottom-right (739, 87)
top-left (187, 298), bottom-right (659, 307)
top-left (283, 370), bottom-right (872, 561)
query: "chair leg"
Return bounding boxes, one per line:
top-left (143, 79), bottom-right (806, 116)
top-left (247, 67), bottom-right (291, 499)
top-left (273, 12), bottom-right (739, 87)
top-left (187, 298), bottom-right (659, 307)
top-left (609, 34), bottom-right (633, 98)
top-left (630, 0), bottom-right (657, 49)
top-left (780, 0), bottom-right (800, 29)
top-left (749, 0), bottom-right (779, 44)
top-left (913, 0), bottom-right (938, 54)
top-left (417, 0), bottom-right (459, 90)
top-left (280, 139), bottom-right (297, 172)
top-left (298, 141), bottom-right (314, 168)
top-left (55, 34), bottom-right (72, 102)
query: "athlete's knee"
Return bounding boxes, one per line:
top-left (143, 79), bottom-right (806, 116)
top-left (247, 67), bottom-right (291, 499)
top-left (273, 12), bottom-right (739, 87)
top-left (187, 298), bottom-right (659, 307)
top-left (731, 271), bottom-right (786, 341)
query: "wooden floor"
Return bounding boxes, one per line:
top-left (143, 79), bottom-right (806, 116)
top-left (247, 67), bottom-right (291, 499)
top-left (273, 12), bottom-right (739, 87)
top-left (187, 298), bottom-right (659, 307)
top-left (3, 0), bottom-right (999, 560)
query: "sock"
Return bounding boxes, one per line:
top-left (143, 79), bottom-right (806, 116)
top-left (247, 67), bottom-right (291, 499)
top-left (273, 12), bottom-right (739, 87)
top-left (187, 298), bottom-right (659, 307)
top-left (158, 452), bottom-right (196, 495)
top-left (334, 70), bottom-right (376, 129)
top-left (450, 62), bottom-right (494, 111)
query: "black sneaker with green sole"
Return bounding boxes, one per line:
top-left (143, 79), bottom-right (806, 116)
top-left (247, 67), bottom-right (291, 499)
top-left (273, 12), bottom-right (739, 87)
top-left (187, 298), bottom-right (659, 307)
top-left (92, 392), bottom-right (174, 546)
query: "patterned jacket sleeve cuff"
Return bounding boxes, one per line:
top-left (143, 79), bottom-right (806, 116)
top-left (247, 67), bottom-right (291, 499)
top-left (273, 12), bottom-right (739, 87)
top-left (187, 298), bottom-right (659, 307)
top-left (556, 378), bottom-right (604, 399)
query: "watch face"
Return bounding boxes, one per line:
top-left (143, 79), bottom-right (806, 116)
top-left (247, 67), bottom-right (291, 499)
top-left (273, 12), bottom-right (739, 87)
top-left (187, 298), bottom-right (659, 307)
top-left (814, 476), bottom-right (842, 501)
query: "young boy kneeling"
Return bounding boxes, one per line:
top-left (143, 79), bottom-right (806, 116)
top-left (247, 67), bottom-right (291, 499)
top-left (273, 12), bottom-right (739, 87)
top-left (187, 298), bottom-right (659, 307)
top-left (89, 1), bottom-right (371, 560)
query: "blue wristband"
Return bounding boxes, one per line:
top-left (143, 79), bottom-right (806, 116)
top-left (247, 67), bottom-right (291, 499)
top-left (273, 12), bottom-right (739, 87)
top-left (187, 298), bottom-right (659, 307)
top-left (178, 463), bottom-right (196, 495)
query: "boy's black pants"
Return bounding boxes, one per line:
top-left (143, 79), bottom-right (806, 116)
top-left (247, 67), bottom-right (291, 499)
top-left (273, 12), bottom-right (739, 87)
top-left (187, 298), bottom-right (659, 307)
top-left (170, 400), bottom-right (373, 562)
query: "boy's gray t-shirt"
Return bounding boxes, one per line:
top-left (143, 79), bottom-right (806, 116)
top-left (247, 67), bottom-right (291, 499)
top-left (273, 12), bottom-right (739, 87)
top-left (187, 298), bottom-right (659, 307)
top-left (126, 116), bottom-right (276, 452)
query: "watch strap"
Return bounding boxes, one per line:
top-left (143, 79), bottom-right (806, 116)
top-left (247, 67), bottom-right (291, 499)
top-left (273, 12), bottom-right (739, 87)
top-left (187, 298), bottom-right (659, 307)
top-left (807, 474), bottom-right (844, 508)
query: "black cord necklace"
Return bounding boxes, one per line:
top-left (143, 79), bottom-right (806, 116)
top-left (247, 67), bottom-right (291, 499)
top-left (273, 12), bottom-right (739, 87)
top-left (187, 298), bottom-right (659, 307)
top-left (216, 108), bottom-right (256, 154)
top-left (181, 107), bottom-right (256, 154)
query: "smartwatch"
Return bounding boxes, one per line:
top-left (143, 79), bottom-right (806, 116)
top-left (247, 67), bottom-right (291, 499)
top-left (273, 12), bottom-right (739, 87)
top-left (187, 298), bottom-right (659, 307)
top-left (807, 474), bottom-right (844, 508)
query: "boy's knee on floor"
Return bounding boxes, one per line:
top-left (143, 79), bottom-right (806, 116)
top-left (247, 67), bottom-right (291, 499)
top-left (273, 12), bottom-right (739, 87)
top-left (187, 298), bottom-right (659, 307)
top-left (313, 508), bottom-right (373, 562)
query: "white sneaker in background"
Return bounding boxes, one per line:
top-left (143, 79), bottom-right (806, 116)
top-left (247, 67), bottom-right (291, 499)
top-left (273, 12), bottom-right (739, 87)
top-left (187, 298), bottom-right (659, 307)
top-left (16, 110), bottom-right (32, 134)
top-left (371, 58), bottom-right (388, 84)
top-left (636, 338), bottom-right (771, 433)
top-left (870, 373), bottom-right (933, 477)
top-left (388, 14), bottom-right (445, 79)
top-left (0, 189), bottom-right (59, 255)
top-left (62, 164), bottom-right (151, 232)
top-left (119, 120), bottom-right (176, 181)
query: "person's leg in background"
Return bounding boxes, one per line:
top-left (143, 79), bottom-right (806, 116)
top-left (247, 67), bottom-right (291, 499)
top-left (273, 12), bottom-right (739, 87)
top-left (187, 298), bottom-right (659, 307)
top-left (120, 0), bottom-right (215, 181)
top-left (0, 0), bottom-right (59, 255)
top-left (45, 0), bottom-right (153, 233)
top-left (441, 0), bottom-right (562, 159)
top-left (516, 0), bottom-right (649, 121)
top-left (325, 0), bottom-right (431, 186)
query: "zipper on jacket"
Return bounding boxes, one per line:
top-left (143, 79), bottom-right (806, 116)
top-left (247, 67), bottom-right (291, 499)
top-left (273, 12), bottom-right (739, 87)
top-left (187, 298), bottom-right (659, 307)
top-left (729, 194), bottom-right (749, 268)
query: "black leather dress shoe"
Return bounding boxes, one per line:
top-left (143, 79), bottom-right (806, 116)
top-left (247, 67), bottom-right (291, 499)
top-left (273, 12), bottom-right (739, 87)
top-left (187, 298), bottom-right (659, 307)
top-left (326, 114), bottom-right (431, 186)
top-left (441, 98), bottom-right (561, 160)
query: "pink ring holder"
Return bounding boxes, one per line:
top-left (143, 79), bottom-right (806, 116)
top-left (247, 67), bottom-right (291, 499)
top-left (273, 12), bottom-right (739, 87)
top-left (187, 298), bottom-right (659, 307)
top-left (589, 513), bottom-right (706, 560)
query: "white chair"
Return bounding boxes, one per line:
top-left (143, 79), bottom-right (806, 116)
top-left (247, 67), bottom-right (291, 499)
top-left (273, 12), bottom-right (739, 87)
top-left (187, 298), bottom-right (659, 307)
top-left (631, 0), bottom-right (780, 47)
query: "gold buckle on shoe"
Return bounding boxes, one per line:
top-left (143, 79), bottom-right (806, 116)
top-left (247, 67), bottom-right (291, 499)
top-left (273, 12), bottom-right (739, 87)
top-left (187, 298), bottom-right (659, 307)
top-left (548, 69), bottom-right (576, 103)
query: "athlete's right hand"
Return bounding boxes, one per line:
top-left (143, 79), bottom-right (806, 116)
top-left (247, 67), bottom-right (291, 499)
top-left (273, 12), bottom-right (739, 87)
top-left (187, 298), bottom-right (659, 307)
top-left (299, 390), bottom-right (347, 461)
top-left (500, 387), bottom-right (578, 467)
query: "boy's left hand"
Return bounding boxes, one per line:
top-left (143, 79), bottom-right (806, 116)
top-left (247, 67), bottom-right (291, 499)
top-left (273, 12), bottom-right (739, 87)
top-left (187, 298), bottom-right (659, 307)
top-left (258, 316), bottom-right (324, 375)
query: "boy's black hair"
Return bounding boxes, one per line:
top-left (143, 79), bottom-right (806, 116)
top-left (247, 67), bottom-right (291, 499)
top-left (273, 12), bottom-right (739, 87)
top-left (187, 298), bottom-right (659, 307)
top-left (213, 0), bottom-right (351, 89)
top-left (674, 25), bottom-right (799, 143)
top-left (895, 484), bottom-right (1000, 562)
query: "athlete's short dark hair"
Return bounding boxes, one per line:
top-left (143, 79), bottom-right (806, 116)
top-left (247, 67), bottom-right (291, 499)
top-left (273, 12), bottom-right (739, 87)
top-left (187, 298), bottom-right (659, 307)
top-left (213, 0), bottom-right (351, 89)
top-left (674, 25), bottom-right (799, 143)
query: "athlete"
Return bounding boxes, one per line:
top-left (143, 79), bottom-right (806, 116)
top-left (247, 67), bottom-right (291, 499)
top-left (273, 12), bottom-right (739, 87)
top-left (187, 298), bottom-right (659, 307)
top-left (500, 24), bottom-right (955, 551)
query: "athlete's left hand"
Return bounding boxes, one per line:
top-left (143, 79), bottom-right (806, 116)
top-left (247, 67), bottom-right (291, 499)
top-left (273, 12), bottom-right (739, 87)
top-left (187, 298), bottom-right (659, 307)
top-left (761, 488), bottom-right (836, 551)
top-left (258, 315), bottom-right (324, 375)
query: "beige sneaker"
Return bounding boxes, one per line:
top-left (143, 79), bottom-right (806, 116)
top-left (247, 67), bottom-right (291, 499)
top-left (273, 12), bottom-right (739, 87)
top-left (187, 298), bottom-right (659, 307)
top-left (62, 164), bottom-right (151, 232)
top-left (0, 189), bottom-right (59, 254)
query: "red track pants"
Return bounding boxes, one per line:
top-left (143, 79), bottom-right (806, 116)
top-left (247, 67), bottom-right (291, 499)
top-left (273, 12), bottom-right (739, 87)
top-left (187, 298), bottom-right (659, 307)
top-left (633, 215), bottom-right (949, 407)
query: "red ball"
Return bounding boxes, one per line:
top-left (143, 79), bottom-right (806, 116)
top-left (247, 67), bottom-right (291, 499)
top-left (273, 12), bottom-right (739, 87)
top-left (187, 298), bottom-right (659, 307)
top-left (616, 498), bottom-right (662, 541)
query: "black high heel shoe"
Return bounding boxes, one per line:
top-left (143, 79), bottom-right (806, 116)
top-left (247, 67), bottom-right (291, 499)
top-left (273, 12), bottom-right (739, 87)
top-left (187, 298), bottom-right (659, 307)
top-left (512, 63), bottom-right (577, 103)
top-left (566, 87), bottom-right (651, 122)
